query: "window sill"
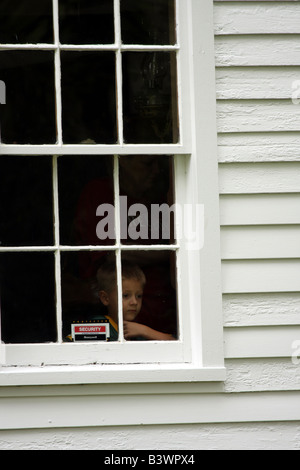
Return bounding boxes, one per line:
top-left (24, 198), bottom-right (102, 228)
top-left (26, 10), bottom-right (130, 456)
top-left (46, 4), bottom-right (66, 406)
top-left (0, 362), bottom-right (226, 387)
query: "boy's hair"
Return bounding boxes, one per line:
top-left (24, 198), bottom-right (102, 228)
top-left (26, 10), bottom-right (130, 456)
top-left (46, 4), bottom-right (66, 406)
top-left (96, 260), bottom-right (146, 293)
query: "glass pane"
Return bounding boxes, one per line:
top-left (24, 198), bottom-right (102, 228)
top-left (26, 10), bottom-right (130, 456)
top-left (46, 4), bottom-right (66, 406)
top-left (0, 51), bottom-right (56, 144)
top-left (59, 155), bottom-right (177, 342)
top-left (59, 0), bottom-right (114, 45)
top-left (61, 52), bottom-right (117, 144)
top-left (0, 252), bottom-right (57, 344)
top-left (59, 155), bottom-right (116, 340)
top-left (123, 52), bottom-right (179, 143)
top-left (121, 0), bottom-right (176, 45)
top-left (61, 252), bottom-right (119, 342)
top-left (61, 250), bottom-right (178, 342)
top-left (0, 156), bottom-right (54, 246)
top-left (58, 155), bottom-right (114, 247)
top-left (121, 251), bottom-right (178, 340)
top-left (118, 155), bottom-right (175, 244)
top-left (0, 0), bottom-right (53, 44)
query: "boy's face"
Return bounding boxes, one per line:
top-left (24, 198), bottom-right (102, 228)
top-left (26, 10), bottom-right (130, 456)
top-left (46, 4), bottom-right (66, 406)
top-left (100, 277), bottom-right (143, 322)
top-left (122, 278), bottom-right (143, 321)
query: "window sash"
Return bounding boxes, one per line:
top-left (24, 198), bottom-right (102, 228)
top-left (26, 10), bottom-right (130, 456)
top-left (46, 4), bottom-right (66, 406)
top-left (0, 0), bottom-right (192, 365)
top-left (0, 0), bottom-right (225, 380)
top-left (0, 0), bottom-right (191, 153)
top-left (1, 340), bottom-right (187, 367)
top-left (0, 154), bottom-right (194, 367)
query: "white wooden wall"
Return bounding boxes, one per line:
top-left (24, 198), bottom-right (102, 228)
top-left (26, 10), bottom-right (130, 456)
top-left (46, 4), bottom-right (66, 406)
top-left (216, 0), bottom-right (300, 398)
top-left (0, 0), bottom-right (300, 450)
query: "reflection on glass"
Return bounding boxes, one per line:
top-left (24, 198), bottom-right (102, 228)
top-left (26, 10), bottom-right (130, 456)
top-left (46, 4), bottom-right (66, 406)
top-left (121, 0), bottom-right (176, 45)
top-left (0, 0), bottom-right (53, 44)
top-left (59, 0), bottom-right (114, 45)
top-left (0, 252), bottom-right (57, 344)
top-left (0, 51), bottom-right (56, 144)
top-left (58, 155), bottom-right (114, 246)
top-left (61, 52), bottom-right (117, 144)
top-left (123, 52), bottom-right (178, 143)
top-left (61, 252), bottom-right (119, 342)
top-left (121, 251), bottom-right (178, 340)
top-left (0, 157), bottom-right (53, 246)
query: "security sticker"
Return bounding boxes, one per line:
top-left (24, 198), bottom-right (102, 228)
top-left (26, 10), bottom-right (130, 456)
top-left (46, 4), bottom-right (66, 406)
top-left (71, 320), bottom-right (110, 342)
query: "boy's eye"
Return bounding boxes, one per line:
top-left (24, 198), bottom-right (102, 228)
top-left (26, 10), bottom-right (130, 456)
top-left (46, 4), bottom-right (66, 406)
top-left (122, 293), bottom-right (143, 299)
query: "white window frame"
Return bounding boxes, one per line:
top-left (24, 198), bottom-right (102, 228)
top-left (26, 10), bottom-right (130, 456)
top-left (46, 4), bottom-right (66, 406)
top-left (0, 0), bottom-right (225, 386)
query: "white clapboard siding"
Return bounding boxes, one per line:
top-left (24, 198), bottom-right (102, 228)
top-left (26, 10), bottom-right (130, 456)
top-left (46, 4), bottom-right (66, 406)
top-left (216, 67), bottom-right (300, 100)
top-left (223, 292), bottom-right (300, 326)
top-left (218, 143), bottom-right (300, 163)
top-left (1, 390), bottom-right (300, 429)
top-left (218, 132), bottom-right (300, 163)
top-left (218, 133), bottom-right (300, 149)
top-left (225, 358), bottom-right (300, 393)
top-left (219, 162), bottom-right (300, 194)
top-left (214, 2), bottom-right (300, 35)
top-left (215, 36), bottom-right (300, 67)
top-left (221, 225), bottom-right (300, 259)
top-left (216, 0), bottom-right (300, 374)
top-left (222, 259), bottom-right (300, 293)
top-left (215, 0), bottom-right (300, 425)
top-left (224, 326), bottom-right (300, 359)
top-left (217, 100), bottom-right (300, 133)
top-left (220, 194), bottom-right (300, 225)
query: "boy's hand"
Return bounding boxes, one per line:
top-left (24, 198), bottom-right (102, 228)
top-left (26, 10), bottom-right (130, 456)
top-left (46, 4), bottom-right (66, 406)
top-left (123, 321), bottom-right (176, 341)
top-left (123, 321), bottom-right (146, 339)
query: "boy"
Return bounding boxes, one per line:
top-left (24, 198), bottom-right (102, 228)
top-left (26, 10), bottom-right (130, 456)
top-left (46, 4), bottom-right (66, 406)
top-left (97, 260), bottom-right (175, 341)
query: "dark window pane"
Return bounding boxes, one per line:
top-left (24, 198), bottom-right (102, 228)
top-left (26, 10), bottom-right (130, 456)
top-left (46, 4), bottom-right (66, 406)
top-left (59, 156), bottom-right (113, 332)
top-left (61, 52), bottom-right (117, 144)
top-left (123, 52), bottom-right (178, 143)
top-left (0, 252), bottom-right (57, 344)
top-left (0, 156), bottom-right (54, 246)
top-left (58, 155), bottom-right (114, 246)
top-left (0, 0), bottom-right (53, 44)
top-left (0, 51), bottom-right (56, 144)
top-left (119, 155), bottom-right (174, 244)
top-left (59, 0), bottom-right (114, 45)
top-left (121, 0), bottom-right (176, 45)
